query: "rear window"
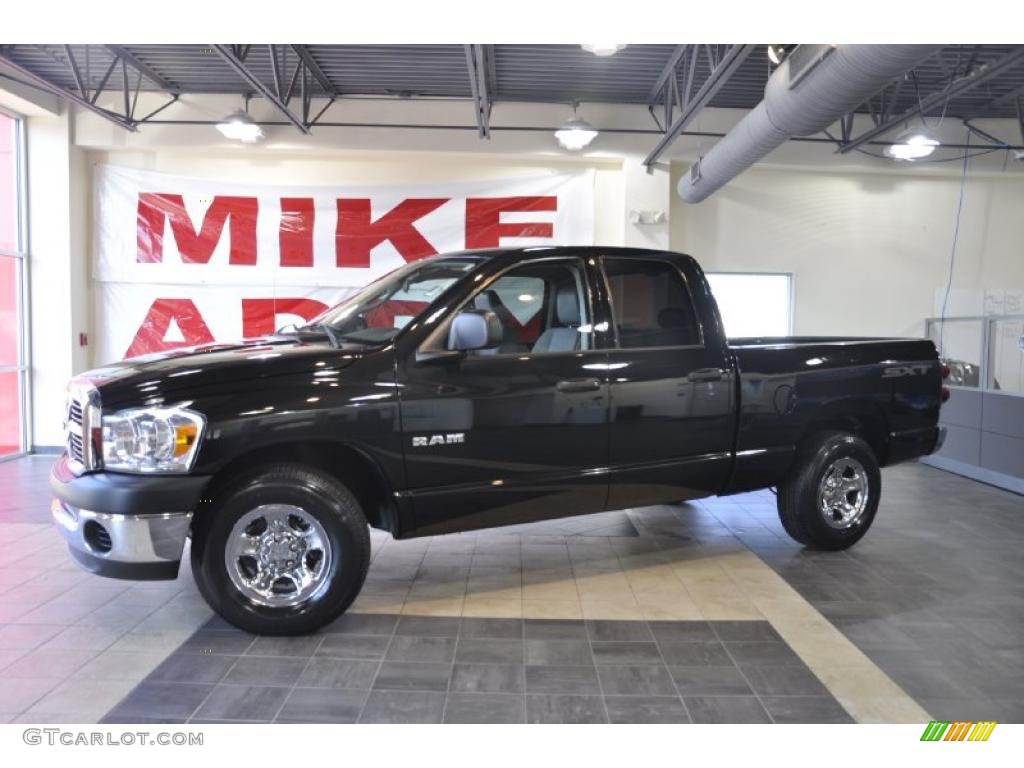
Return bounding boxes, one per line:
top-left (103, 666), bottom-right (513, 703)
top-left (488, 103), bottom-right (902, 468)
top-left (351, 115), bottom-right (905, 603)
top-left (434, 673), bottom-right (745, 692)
top-left (604, 258), bottom-right (701, 348)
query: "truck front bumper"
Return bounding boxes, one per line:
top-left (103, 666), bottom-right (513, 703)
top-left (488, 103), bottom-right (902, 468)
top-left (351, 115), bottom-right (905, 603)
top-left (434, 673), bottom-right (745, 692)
top-left (50, 454), bottom-right (209, 581)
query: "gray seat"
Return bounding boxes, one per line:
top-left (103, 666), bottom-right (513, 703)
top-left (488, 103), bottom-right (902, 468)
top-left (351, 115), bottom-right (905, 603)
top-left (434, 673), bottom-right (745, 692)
top-left (533, 286), bottom-right (581, 353)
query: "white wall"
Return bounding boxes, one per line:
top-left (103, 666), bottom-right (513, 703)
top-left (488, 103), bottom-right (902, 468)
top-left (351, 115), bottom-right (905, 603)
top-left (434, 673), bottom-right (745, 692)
top-left (670, 163), bottom-right (1024, 338)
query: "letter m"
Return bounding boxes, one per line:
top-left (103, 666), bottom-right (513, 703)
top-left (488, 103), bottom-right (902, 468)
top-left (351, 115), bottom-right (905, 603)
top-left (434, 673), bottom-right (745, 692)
top-left (920, 721), bottom-right (949, 741)
top-left (137, 194), bottom-right (258, 265)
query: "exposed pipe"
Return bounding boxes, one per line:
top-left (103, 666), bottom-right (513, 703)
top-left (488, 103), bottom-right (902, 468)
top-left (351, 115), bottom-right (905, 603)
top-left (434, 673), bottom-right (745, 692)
top-left (678, 44), bottom-right (941, 203)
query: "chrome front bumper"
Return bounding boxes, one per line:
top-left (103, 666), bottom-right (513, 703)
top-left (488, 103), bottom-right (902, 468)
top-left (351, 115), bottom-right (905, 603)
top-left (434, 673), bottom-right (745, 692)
top-left (51, 498), bottom-right (192, 580)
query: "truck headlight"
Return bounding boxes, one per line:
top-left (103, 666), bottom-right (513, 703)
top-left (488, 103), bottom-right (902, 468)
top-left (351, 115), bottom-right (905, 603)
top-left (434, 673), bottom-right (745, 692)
top-left (101, 407), bottom-right (206, 473)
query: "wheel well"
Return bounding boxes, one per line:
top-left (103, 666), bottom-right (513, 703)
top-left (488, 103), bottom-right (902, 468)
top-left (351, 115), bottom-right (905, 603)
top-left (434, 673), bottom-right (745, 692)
top-left (201, 441), bottom-right (399, 534)
top-left (802, 407), bottom-right (889, 465)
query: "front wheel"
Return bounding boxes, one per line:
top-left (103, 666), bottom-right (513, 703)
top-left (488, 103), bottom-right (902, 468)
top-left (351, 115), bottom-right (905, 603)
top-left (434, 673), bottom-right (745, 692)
top-left (191, 464), bottom-right (370, 635)
top-left (777, 431), bottom-right (881, 550)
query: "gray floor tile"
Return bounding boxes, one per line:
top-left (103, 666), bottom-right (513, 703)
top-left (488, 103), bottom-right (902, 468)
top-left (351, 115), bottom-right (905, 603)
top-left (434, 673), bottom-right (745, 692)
top-left (526, 694), bottom-right (607, 724)
top-left (761, 696), bottom-right (854, 724)
top-left (685, 695), bottom-right (772, 724)
top-left (277, 688), bottom-right (368, 723)
top-left (658, 641), bottom-right (733, 667)
top-left (460, 617), bottom-right (523, 639)
top-left (525, 639), bottom-right (592, 666)
top-left (193, 684), bottom-right (290, 721)
top-left (586, 619), bottom-right (654, 642)
top-left (179, 630), bottom-right (253, 656)
top-left (297, 658), bottom-right (378, 689)
top-left (724, 641), bottom-right (803, 667)
top-left (591, 641), bottom-right (662, 665)
top-left (223, 657), bottom-right (306, 686)
top-left (322, 613), bottom-right (398, 636)
top-left (108, 681), bottom-right (214, 720)
top-left (524, 619), bottom-right (588, 640)
top-left (443, 693), bottom-right (526, 723)
top-left (360, 691), bottom-right (446, 723)
top-left (741, 665), bottom-right (830, 697)
top-left (525, 665), bottom-right (601, 695)
top-left (316, 634), bottom-right (390, 660)
top-left (605, 696), bottom-right (689, 724)
top-left (148, 653), bottom-right (237, 684)
top-left (246, 635), bottom-right (323, 657)
top-left (450, 663), bottom-right (524, 694)
top-left (669, 666), bottom-right (753, 696)
top-left (385, 635), bottom-right (457, 663)
top-left (649, 621), bottom-right (716, 643)
top-left (711, 620), bottom-right (783, 643)
top-left (394, 616), bottom-right (460, 637)
top-left (597, 664), bottom-right (677, 696)
top-left (373, 662), bottom-right (452, 692)
top-left (456, 638), bottom-right (524, 664)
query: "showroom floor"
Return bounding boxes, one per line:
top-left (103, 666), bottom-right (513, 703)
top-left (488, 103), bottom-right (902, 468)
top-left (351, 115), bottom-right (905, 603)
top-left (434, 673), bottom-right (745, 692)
top-left (0, 456), bottom-right (1021, 723)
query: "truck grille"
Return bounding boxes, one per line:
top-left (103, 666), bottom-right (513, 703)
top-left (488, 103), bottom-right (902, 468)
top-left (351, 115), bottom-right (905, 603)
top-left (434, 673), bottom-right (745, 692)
top-left (65, 383), bottom-right (99, 475)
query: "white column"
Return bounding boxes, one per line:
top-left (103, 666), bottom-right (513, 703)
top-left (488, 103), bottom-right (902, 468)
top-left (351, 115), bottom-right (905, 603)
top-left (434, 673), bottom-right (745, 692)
top-left (621, 156), bottom-right (671, 250)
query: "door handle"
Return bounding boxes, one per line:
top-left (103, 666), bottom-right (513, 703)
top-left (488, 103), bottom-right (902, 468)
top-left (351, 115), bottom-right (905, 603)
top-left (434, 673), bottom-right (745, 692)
top-left (689, 367), bottom-right (725, 383)
top-left (556, 378), bottom-right (601, 393)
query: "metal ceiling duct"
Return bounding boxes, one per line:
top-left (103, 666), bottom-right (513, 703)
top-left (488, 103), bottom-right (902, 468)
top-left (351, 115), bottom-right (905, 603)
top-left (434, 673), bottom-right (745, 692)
top-left (677, 44), bottom-right (942, 203)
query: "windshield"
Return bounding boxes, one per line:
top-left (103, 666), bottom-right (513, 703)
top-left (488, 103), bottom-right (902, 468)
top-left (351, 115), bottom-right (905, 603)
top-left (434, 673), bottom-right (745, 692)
top-left (302, 256), bottom-right (482, 344)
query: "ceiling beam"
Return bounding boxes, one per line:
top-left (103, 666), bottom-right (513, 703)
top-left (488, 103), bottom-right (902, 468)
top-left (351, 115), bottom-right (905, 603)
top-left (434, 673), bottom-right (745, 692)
top-left (839, 45), bottom-right (1024, 153)
top-left (104, 45), bottom-right (179, 94)
top-left (213, 44), bottom-right (310, 134)
top-left (464, 44), bottom-right (491, 139)
top-left (644, 44), bottom-right (755, 169)
top-left (647, 45), bottom-right (689, 104)
top-left (291, 45), bottom-right (335, 96)
top-left (0, 50), bottom-right (137, 131)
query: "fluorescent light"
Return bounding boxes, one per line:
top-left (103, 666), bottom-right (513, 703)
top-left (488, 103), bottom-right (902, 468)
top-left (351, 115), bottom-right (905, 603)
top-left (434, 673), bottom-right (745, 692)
top-left (555, 116), bottom-right (599, 151)
top-left (216, 111), bottom-right (264, 143)
top-left (887, 132), bottom-right (939, 161)
top-left (581, 44), bottom-right (626, 57)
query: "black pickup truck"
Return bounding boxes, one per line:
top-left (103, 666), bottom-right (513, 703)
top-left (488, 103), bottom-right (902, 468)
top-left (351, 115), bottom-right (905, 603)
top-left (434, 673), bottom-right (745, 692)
top-left (52, 247), bottom-right (947, 634)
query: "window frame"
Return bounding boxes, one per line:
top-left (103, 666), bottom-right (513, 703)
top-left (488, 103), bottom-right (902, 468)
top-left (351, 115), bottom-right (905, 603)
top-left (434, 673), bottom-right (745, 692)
top-left (599, 255), bottom-right (706, 352)
top-left (418, 255), bottom-right (598, 359)
top-left (705, 270), bottom-right (795, 338)
top-left (0, 106), bottom-right (30, 460)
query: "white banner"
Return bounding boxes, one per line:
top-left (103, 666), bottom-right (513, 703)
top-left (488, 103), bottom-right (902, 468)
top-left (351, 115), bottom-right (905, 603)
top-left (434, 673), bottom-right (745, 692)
top-left (94, 165), bottom-right (595, 363)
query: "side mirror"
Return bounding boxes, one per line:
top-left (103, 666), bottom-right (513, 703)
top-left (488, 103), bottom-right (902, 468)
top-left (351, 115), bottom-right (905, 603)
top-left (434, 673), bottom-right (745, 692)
top-left (415, 309), bottom-right (502, 364)
top-left (450, 309), bottom-right (502, 351)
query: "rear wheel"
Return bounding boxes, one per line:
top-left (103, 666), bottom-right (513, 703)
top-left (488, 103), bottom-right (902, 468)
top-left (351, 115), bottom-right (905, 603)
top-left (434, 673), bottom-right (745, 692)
top-left (777, 431), bottom-right (880, 550)
top-left (191, 463), bottom-right (370, 635)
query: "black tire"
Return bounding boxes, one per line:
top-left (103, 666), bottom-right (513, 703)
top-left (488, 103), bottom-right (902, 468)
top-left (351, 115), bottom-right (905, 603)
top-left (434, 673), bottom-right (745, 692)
top-left (776, 431), bottom-right (881, 551)
top-left (191, 463), bottom-right (370, 635)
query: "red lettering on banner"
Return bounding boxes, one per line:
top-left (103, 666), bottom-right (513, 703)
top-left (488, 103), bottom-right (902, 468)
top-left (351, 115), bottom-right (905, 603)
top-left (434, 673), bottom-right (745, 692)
top-left (279, 198), bottom-right (315, 267)
top-left (464, 196), bottom-right (556, 248)
top-left (336, 198), bottom-right (448, 268)
top-left (137, 194), bottom-right (258, 265)
top-left (241, 298), bottom-right (329, 338)
top-left (124, 298), bottom-right (215, 358)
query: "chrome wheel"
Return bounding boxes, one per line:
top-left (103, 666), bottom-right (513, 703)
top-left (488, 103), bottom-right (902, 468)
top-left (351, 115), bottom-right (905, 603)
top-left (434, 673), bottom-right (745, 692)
top-left (818, 457), bottom-right (869, 529)
top-left (225, 504), bottom-right (333, 607)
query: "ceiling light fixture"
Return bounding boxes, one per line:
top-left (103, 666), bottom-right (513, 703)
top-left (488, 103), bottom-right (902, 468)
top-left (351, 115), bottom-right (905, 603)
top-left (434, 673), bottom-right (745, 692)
top-left (767, 44), bottom-right (794, 66)
top-left (581, 44), bottom-right (627, 57)
top-left (887, 131), bottom-right (940, 161)
top-left (216, 110), bottom-right (264, 143)
top-left (555, 115), bottom-right (599, 151)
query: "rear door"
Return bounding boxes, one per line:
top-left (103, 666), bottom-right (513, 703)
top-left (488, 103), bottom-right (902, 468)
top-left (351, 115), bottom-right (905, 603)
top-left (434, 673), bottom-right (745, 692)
top-left (601, 255), bottom-right (736, 508)
top-left (396, 255), bottom-right (611, 535)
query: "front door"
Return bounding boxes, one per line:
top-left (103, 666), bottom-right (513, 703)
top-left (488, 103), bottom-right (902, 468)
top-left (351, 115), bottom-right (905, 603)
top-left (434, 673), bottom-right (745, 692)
top-left (601, 255), bottom-right (736, 509)
top-left (396, 256), bottom-right (610, 536)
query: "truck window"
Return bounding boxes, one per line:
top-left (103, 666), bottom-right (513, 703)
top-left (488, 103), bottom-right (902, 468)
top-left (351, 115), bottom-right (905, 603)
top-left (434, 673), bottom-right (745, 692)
top-left (604, 258), bottom-right (701, 348)
top-left (447, 259), bottom-right (593, 356)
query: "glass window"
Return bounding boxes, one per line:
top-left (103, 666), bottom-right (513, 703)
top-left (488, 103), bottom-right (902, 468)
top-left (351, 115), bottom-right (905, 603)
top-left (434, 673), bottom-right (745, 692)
top-left (446, 259), bottom-right (592, 355)
top-left (706, 272), bottom-right (792, 338)
top-left (0, 110), bottom-right (25, 458)
top-left (604, 258), bottom-right (700, 348)
top-left (988, 317), bottom-right (1024, 395)
top-left (927, 318), bottom-right (983, 388)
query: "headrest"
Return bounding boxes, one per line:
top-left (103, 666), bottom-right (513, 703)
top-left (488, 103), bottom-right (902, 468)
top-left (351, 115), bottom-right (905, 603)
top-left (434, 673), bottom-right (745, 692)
top-left (556, 286), bottom-right (581, 326)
